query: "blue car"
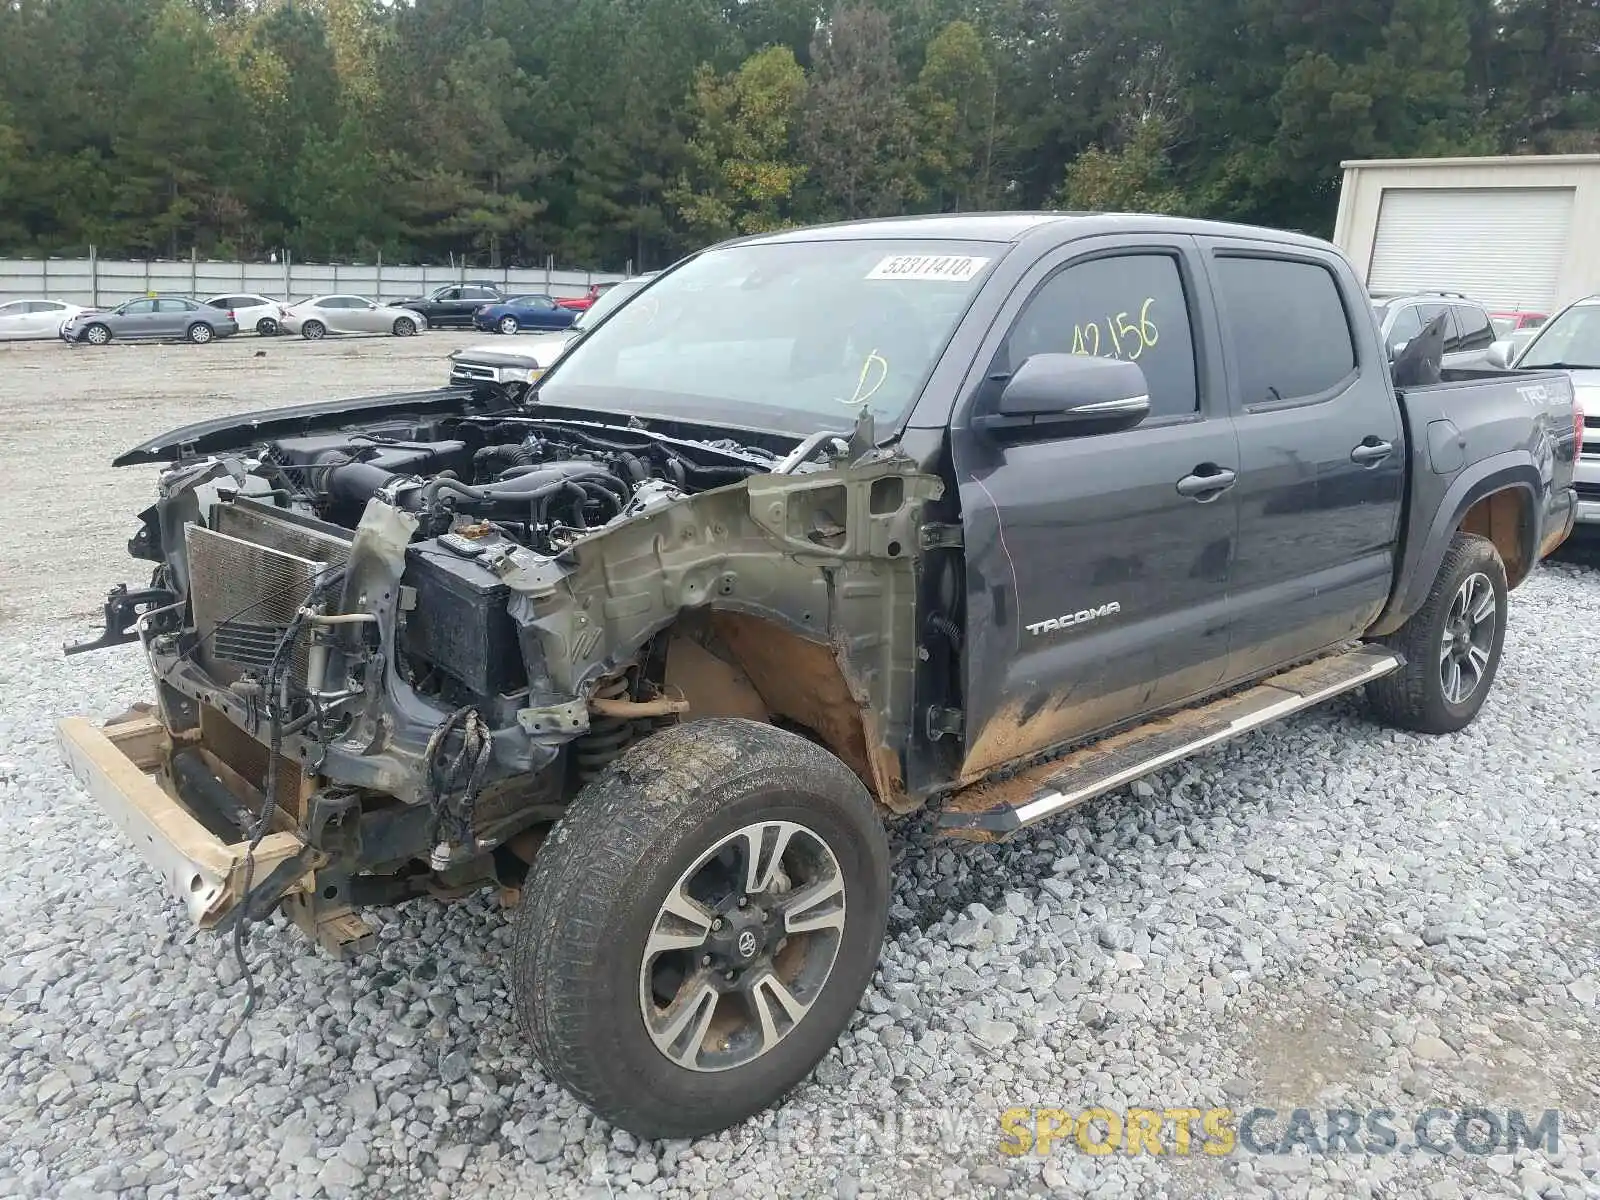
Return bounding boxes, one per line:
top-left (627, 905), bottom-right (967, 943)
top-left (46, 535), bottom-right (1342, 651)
top-left (474, 294), bottom-right (580, 334)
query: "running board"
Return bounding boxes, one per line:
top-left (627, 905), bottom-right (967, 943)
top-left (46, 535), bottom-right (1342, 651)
top-left (937, 644), bottom-right (1401, 840)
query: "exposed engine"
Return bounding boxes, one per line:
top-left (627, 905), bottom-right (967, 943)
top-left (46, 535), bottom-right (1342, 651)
top-left (257, 414), bottom-right (774, 552)
top-left (77, 398), bottom-right (896, 929)
top-left (149, 414), bottom-right (781, 719)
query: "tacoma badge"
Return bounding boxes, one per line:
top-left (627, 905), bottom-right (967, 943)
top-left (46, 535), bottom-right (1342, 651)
top-left (1027, 602), bottom-right (1122, 637)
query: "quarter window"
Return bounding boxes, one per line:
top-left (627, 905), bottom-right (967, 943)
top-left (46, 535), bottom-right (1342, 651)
top-left (1214, 256), bottom-right (1356, 404)
top-left (1000, 252), bottom-right (1199, 420)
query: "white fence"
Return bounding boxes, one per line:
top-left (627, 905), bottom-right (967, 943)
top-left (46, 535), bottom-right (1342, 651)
top-left (0, 254), bottom-right (631, 307)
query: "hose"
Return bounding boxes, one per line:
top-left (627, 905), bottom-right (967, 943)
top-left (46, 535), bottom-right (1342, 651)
top-left (473, 444), bottom-right (534, 477)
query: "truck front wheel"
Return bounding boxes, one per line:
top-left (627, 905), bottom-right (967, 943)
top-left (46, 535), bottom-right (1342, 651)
top-left (1368, 532), bottom-right (1508, 734)
top-left (511, 718), bottom-right (890, 1139)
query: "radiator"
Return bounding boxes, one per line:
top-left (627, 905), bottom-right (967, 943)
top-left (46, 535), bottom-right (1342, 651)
top-left (186, 514), bottom-right (347, 684)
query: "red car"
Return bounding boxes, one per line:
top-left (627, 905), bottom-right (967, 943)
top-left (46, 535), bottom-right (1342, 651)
top-left (556, 281), bottom-right (618, 312)
top-left (1490, 310), bottom-right (1548, 337)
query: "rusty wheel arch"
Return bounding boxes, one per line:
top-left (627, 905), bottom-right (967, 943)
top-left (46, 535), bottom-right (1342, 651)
top-left (657, 610), bottom-right (920, 818)
top-left (1459, 487), bottom-right (1535, 588)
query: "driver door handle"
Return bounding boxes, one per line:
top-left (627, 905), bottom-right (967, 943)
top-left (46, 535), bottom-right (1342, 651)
top-left (1175, 465), bottom-right (1237, 500)
top-left (1351, 438), bottom-right (1394, 466)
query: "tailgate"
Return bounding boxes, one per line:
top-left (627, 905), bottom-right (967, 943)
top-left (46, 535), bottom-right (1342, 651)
top-left (57, 712), bottom-right (309, 926)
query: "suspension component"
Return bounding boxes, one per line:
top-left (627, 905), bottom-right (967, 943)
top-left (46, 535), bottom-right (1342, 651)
top-left (574, 676), bottom-right (635, 784)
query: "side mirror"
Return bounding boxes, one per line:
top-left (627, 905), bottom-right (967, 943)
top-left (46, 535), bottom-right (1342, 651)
top-left (1486, 339), bottom-right (1515, 370)
top-left (1388, 339), bottom-right (1409, 361)
top-left (976, 353), bottom-right (1151, 437)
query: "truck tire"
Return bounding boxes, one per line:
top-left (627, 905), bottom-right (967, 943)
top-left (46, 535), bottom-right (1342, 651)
top-left (511, 718), bottom-right (890, 1139)
top-left (1367, 532), bottom-right (1507, 734)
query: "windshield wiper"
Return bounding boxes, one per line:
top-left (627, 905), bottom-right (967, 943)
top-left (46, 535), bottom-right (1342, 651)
top-left (1524, 361), bottom-right (1600, 371)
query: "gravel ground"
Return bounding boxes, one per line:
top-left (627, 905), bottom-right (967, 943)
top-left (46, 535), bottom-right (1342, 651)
top-left (3, 337), bottom-right (1600, 1198)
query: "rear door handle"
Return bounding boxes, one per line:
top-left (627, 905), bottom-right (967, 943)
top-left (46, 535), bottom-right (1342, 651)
top-left (1175, 465), bottom-right (1237, 500)
top-left (1351, 438), bottom-right (1394, 466)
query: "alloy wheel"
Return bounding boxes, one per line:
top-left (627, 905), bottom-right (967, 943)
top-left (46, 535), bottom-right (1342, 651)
top-left (1439, 571), bottom-right (1496, 704)
top-left (638, 819), bottom-right (846, 1072)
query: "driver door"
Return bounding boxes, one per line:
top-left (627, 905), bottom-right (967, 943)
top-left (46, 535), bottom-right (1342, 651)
top-left (950, 237), bottom-right (1242, 779)
top-left (115, 298), bottom-right (161, 337)
top-left (351, 299), bottom-right (386, 333)
top-left (322, 298), bottom-right (357, 333)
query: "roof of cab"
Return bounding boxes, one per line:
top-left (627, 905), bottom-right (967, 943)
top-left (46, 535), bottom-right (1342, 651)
top-left (727, 210), bottom-right (1339, 254)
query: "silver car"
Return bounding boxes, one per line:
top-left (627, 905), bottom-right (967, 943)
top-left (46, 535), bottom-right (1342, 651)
top-left (61, 296), bottom-right (239, 345)
top-left (279, 295), bottom-right (428, 339)
top-left (0, 298), bottom-right (89, 340)
top-left (1370, 291), bottom-right (1499, 370)
top-left (1505, 296), bottom-right (1600, 533)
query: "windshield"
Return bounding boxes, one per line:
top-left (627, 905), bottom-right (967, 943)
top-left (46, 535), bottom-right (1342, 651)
top-left (1519, 303), bottom-right (1600, 369)
top-left (537, 239), bottom-right (1003, 433)
top-left (573, 278), bottom-right (646, 329)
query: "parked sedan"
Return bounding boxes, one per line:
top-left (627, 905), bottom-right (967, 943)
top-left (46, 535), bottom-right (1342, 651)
top-left (61, 297), bottom-right (239, 345)
top-left (279, 296), bottom-right (428, 339)
top-left (0, 298), bottom-right (89, 340)
top-left (449, 274), bottom-right (656, 384)
top-left (204, 293), bottom-right (285, 337)
top-left (473, 294), bottom-right (580, 334)
top-left (391, 283), bottom-right (504, 328)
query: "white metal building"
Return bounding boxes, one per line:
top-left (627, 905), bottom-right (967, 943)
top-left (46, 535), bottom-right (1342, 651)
top-left (1333, 154), bottom-right (1600, 314)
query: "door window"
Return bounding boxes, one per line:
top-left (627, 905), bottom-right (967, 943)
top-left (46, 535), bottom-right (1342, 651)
top-left (156, 298), bottom-right (191, 312)
top-left (999, 252), bottom-right (1199, 419)
top-left (1415, 302), bottom-right (1457, 353)
top-left (121, 299), bottom-right (157, 314)
top-left (1213, 256), bottom-right (1355, 404)
top-left (1384, 304), bottom-right (1421, 354)
top-left (1452, 305), bottom-right (1494, 352)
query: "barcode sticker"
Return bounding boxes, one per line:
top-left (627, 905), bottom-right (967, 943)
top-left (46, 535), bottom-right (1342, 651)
top-left (865, 254), bottom-right (990, 282)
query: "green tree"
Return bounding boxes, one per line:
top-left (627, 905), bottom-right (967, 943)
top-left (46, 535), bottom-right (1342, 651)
top-left (911, 20), bottom-right (1006, 210)
top-left (1055, 119), bottom-right (1189, 214)
top-left (108, 0), bottom-right (249, 256)
top-left (671, 47), bottom-right (809, 239)
top-left (801, 5), bottom-right (919, 220)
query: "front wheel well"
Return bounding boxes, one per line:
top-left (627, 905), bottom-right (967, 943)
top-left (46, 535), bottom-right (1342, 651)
top-left (657, 612), bottom-right (913, 815)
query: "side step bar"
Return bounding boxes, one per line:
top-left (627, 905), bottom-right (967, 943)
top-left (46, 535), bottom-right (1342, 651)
top-left (937, 644), bottom-right (1401, 840)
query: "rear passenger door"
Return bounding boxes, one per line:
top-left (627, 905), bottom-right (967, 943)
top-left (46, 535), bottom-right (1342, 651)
top-left (1203, 241), bottom-right (1405, 683)
top-left (155, 298), bottom-right (194, 336)
top-left (951, 237), bottom-right (1242, 778)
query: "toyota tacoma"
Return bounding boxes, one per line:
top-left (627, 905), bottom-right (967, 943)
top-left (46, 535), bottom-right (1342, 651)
top-left (59, 214), bottom-right (1579, 1139)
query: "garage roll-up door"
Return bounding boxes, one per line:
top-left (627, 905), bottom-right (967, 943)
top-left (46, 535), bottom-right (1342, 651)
top-left (1367, 187), bottom-right (1573, 312)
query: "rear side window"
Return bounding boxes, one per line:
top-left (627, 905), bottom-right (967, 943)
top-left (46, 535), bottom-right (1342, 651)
top-left (1214, 256), bottom-right (1356, 404)
top-left (1001, 252), bottom-right (1199, 419)
top-left (1453, 305), bottom-right (1494, 352)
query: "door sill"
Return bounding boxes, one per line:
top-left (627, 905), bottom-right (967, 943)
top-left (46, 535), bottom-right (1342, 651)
top-left (936, 643), bottom-right (1401, 840)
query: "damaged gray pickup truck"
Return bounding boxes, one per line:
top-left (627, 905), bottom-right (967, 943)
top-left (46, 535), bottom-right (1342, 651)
top-left (59, 214), bottom-right (1579, 1139)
